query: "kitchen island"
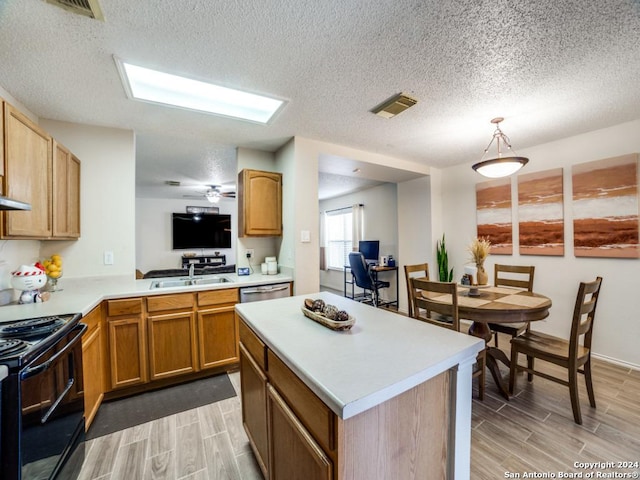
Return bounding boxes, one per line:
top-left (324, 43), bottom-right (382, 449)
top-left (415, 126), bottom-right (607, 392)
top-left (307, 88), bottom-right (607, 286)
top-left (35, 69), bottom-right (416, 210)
top-left (236, 292), bottom-right (484, 480)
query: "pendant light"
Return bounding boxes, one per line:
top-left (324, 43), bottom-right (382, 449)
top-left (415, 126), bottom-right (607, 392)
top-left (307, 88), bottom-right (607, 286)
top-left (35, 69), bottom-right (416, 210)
top-left (472, 117), bottom-right (529, 178)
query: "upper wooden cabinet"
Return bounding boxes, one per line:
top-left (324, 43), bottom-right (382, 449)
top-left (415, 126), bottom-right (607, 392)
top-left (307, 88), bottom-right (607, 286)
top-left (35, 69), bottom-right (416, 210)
top-left (1, 101), bottom-right (81, 239)
top-left (2, 102), bottom-right (53, 238)
top-left (52, 140), bottom-right (81, 238)
top-left (238, 168), bottom-right (282, 237)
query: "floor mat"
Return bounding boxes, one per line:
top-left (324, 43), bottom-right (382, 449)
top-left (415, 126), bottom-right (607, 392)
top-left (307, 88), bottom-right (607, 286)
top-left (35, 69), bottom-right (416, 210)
top-left (86, 374), bottom-right (236, 440)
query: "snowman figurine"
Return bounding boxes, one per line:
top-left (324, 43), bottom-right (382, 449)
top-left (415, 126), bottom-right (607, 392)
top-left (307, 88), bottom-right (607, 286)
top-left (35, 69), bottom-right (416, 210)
top-left (11, 263), bottom-right (50, 304)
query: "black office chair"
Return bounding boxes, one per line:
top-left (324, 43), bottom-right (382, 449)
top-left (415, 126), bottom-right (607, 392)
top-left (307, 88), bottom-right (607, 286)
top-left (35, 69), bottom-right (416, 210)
top-left (348, 252), bottom-right (390, 307)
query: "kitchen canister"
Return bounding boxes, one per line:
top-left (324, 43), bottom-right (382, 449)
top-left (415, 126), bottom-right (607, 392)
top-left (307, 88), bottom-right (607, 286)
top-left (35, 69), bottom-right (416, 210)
top-left (261, 263), bottom-right (268, 275)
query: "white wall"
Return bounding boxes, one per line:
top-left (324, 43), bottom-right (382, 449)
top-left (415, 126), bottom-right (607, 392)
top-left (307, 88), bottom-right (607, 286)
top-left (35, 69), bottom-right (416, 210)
top-left (440, 120), bottom-right (640, 368)
top-left (39, 120), bottom-right (137, 279)
top-left (397, 175), bottom-right (432, 313)
top-left (135, 198), bottom-right (237, 273)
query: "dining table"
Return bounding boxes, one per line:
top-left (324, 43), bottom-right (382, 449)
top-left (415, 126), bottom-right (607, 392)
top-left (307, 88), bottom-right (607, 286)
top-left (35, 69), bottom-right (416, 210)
top-left (419, 284), bottom-right (552, 400)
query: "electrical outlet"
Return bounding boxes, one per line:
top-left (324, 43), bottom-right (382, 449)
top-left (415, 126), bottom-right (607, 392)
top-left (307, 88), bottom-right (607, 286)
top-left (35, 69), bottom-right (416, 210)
top-left (246, 249), bottom-right (254, 258)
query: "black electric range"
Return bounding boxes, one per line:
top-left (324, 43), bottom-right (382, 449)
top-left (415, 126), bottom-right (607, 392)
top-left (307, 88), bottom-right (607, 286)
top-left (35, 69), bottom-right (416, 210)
top-left (0, 313), bottom-right (86, 480)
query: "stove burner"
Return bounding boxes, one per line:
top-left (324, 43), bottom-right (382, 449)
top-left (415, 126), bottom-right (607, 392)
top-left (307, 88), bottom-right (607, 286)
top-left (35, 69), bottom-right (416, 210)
top-left (0, 338), bottom-right (29, 357)
top-left (0, 316), bottom-right (66, 339)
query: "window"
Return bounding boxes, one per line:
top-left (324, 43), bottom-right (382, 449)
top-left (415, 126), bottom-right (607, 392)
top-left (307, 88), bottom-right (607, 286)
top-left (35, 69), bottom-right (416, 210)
top-left (325, 208), bottom-right (353, 269)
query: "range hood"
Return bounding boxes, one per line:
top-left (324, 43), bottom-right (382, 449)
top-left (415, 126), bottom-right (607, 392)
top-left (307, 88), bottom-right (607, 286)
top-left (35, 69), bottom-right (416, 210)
top-left (0, 196), bottom-right (31, 211)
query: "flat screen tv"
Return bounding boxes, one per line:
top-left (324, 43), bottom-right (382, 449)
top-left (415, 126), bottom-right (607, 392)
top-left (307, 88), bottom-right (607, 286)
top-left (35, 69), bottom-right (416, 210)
top-left (172, 213), bottom-right (232, 249)
top-left (358, 240), bottom-right (379, 262)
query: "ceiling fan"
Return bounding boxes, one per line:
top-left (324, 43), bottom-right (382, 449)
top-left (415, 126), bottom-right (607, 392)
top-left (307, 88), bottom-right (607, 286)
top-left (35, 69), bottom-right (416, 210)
top-left (182, 185), bottom-right (236, 203)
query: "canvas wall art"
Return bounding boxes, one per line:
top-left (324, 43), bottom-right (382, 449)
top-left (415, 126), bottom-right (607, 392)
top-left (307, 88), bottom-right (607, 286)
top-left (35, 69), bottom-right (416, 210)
top-left (572, 153), bottom-right (639, 258)
top-left (476, 178), bottom-right (513, 255)
top-left (518, 168), bottom-right (564, 256)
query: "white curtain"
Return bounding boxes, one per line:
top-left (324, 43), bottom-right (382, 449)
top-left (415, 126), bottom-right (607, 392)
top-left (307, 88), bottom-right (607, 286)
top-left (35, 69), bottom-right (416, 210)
top-left (352, 203), bottom-right (364, 250)
top-left (319, 211), bottom-right (328, 270)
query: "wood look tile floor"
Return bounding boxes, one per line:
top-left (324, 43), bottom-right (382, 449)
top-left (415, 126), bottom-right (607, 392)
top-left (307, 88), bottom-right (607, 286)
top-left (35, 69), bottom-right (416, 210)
top-left (79, 337), bottom-right (640, 479)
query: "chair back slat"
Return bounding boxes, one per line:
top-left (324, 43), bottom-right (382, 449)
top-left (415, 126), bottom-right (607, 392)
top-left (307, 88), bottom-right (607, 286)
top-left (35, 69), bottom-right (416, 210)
top-left (569, 277), bottom-right (603, 355)
top-left (410, 278), bottom-right (459, 331)
top-left (404, 263), bottom-right (429, 318)
top-left (494, 264), bottom-right (535, 292)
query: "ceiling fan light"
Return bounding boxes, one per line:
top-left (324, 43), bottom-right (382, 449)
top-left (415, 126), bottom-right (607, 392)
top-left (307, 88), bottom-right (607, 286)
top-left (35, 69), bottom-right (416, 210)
top-left (206, 191), bottom-right (220, 203)
top-left (472, 157), bottom-right (528, 178)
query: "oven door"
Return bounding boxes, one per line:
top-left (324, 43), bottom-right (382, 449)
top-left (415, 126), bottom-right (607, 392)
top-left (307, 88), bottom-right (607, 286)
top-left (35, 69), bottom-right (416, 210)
top-left (20, 323), bottom-right (86, 480)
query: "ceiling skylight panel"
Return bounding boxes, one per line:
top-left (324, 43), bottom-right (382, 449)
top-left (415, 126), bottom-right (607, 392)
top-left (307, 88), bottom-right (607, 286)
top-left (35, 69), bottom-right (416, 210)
top-left (116, 59), bottom-right (284, 124)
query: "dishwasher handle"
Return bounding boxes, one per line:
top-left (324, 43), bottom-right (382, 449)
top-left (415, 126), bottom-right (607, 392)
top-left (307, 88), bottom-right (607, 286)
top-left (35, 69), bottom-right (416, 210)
top-left (241, 284), bottom-right (289, 295)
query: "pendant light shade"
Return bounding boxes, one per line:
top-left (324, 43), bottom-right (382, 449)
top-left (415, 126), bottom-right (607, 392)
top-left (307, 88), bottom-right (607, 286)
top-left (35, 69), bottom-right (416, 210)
top-left (472, 117), bottom-right (529, 178)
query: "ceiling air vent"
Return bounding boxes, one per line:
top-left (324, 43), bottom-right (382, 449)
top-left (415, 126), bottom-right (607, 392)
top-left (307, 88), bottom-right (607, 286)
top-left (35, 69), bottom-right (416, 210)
top-left (371, 93), bottom-right (418, 119)
top-left (45, 0), bottom-right (104, 20)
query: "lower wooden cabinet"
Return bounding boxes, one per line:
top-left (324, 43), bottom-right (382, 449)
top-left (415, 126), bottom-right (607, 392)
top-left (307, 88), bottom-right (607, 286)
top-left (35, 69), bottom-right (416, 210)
top-left (148, 311), bottom-right (197, 380)
top-left (82, 308), bottom-right (104, 429)
top-left (268, 385), bottom-right (332, 480)
top-left (240, 344), bottom-right (269, 477)
top-left (198, 305), bottom-right (238, 370)
top-left (108, 314), bottom-right (148, 389)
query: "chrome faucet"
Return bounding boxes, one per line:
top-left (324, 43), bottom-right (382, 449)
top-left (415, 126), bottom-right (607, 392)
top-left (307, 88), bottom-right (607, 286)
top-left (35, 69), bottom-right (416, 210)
top-left (189, 263), bottom-right (195, 280)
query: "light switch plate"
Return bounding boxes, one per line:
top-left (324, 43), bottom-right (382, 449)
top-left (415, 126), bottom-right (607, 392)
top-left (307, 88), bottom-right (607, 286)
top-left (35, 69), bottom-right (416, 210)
top-left (300, 230), bottom-right (311, 243)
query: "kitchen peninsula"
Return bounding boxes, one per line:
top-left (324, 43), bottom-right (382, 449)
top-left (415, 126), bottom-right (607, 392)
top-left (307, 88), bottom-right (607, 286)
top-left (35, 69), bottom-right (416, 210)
top-left (236, 292), bottom-right (484, 480)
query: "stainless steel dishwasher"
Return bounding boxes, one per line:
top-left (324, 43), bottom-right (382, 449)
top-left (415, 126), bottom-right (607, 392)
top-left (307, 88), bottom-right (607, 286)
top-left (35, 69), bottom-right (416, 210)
top-left (239, 283), bottom-right (291, 302)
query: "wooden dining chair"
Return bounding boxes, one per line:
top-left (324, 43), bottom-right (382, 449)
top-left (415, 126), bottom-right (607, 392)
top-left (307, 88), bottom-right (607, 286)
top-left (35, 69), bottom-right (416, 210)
top-left (509, 277), bottom-right (603, 424)
top-left (403, 263), bottom-right (429, 318)
top-left (489, 264), bottom-right (535, 347)
top-left (410, 278), bottom-right (486, 400)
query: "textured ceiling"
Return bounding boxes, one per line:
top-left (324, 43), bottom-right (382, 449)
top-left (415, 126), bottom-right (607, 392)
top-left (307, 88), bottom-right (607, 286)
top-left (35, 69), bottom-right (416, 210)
top-left (1, 0), bottom-right (639, 199)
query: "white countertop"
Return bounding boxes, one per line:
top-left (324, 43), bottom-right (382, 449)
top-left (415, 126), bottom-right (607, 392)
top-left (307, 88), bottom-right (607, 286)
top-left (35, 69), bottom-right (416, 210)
top-left (235, 291), bottom-right (484, 419)
top-left (0, 271), bottom-right (293, 323)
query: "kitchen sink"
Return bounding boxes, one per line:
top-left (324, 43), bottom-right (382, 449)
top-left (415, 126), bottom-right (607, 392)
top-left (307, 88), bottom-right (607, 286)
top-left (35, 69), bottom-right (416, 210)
top-left (149, 276), bottom-right (232, 289)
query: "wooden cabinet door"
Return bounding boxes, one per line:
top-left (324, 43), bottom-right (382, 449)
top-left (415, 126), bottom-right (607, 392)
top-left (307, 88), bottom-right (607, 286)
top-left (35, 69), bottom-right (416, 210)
top-left (82, 305), bottom-right (104, 429)
top-left (197, 305), bottom-right (238, 369)
top-left (239, 169), bottom-right (282, 236)
top-left (52, 140), bottom-right (80, 238)
top-left (3, 103), bottom-right (52, 238)
top-left (267, 385), bottom-right (332, 480)
top-left (240, 343), bottom-right (269, 477)
top-left (148, 311), bottom-right (197, 380)
top-left (108, 315), bottom-right (148, 389)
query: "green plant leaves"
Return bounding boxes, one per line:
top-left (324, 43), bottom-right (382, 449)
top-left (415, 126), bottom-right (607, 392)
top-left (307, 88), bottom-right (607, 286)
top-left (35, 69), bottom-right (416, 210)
top-left (436, 233), bottom-right (454, 282)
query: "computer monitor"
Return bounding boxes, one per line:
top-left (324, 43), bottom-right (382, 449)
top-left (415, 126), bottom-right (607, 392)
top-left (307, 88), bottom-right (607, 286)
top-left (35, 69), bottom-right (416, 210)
top-left (358, 240), bottom-right (380, 264)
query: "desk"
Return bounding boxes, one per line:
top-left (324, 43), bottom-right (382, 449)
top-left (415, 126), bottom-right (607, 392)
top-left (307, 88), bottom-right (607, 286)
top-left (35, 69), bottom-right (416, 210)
top-left (420, 285), bottom-right (552, 399)
top-left (344, 265), bottom-right (399, 309)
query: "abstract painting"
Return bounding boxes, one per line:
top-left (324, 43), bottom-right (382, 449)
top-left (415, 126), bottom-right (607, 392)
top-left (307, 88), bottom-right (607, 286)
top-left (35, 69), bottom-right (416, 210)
top-left (572, 153), bottom-right (639, 258)
top-left (476, 178), bottom-right (512, 255)
top-left (518, 168), bottom-right (564, 256)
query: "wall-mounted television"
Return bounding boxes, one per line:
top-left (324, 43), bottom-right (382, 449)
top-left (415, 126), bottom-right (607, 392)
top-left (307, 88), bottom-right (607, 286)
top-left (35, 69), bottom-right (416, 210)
top-left (172, 213), bottom-right (232, 249)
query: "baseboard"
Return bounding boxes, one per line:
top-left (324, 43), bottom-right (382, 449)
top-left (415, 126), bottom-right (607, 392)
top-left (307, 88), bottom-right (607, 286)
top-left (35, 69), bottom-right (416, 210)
top-left (592, 352), bottom-right (640, 371)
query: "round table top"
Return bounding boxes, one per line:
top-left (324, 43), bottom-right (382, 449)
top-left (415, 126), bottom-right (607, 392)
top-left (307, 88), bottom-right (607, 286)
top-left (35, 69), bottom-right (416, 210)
top-left (421, 285), bottom-right (552, 324)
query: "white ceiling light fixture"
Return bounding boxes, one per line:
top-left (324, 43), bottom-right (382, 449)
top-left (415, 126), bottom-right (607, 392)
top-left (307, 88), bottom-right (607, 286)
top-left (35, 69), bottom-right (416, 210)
top-left (206, 189), bottom-right (221, 203)
top-left (472, 117), bottom-right (529, 178)
top-left (114, 57), bottom-right (285, 124)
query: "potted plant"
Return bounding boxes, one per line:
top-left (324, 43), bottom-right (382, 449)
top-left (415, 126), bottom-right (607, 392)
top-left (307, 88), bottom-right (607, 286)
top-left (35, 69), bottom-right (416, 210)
top-left (467, 237), bottom-right (491, 285)
top-left (436, 234), bottom-right (453, 282)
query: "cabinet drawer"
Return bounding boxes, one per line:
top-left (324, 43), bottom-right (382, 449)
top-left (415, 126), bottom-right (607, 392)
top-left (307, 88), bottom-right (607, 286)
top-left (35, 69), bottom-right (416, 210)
top-left (267, 350), bottom-right (335, 453)
top-left (239, 320), bottom-right (266, 371)
top-left (198, 288), bottom-right (238, 307)
top-left (107, 298), bottom-right (142, 316)
top-left (147, 293), bottom-right (194, 313)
